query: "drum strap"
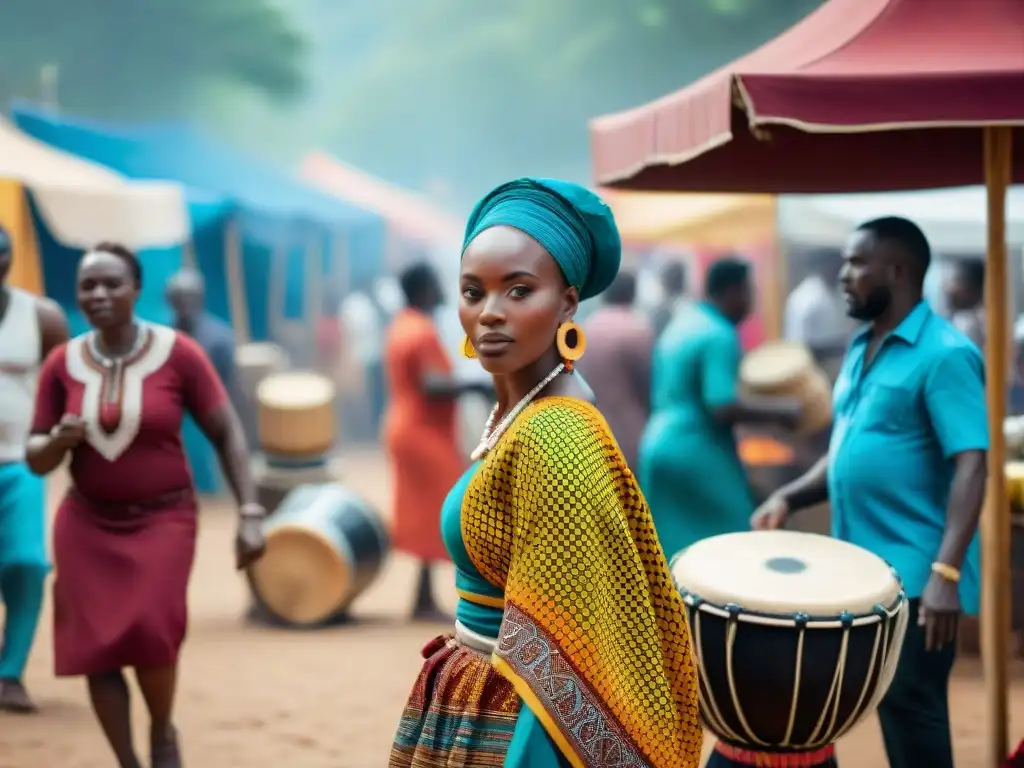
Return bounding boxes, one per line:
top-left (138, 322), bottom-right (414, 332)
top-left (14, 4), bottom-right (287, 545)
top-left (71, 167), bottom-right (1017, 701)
top-left (713, 742), bottom-right (836, 767)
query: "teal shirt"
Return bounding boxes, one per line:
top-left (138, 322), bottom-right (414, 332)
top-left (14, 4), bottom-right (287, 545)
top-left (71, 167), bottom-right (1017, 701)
top-left (439, 463), bottom-right (567, 768)
top-left (829, 301), bottom-right (988, 615)
top-left (639, 301), bottom-right (754, 557)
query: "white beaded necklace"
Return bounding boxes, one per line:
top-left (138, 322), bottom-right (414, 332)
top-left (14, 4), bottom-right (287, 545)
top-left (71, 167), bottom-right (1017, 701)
top-left (471, 363), bottom-right (565, 461)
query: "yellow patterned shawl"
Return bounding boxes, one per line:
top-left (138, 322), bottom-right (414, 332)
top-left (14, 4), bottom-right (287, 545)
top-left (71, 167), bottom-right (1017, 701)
top-left (462, 396), bottom-right (703, 767)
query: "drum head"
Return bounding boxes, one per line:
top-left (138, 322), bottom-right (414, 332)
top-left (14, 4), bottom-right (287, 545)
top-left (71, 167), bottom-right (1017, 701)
top-left (740, 342), bottom-right (813, 389)
top-left (671, 530), bottom-right (900, 617)
top-left (257, 372), bottom-right (335, 408)
top-left (237, 342), bottom-right (289, 367)
top-left (248, 526), bottom-right (349, 625)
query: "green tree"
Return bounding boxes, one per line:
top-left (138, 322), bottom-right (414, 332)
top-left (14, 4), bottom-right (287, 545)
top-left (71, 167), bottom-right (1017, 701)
top-left (312, 0), bottom-right (824, 210)
top-left (0, 0), bottom-right (307, 120)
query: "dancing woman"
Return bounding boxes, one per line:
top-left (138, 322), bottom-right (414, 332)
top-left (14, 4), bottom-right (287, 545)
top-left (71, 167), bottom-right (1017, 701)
top-left (389, 179), bottom-right (702, 768)
top-left (26, 243), bottom-right (266, 768)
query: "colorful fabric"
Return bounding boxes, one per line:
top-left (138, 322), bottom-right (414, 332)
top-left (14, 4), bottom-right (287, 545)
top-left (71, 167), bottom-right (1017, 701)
top-left (390, 635), bottom-right (521, 767)
top-left (461, 178), bottom-right (620, 301)
top-left (461, 396), bottom-right (702, 768)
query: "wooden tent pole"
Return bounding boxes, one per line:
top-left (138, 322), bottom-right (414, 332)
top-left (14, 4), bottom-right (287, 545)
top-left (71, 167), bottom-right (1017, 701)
top-left (224, 218), bottom-right (250, 345)
top-left (982, 124), bottom-right (1012, 768)
top-left (766, 195), bottom-right (785, 341)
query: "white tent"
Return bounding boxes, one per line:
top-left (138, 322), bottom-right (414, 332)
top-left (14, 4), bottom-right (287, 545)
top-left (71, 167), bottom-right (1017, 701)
top-left (0, 116), bottom-right (189, 249)
top-left (780, 187), bottom-right (1024, 253)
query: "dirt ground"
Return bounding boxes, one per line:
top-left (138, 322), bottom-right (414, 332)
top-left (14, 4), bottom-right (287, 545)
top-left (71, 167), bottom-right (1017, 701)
top-left (3, 449), bottom-right (1024, 767)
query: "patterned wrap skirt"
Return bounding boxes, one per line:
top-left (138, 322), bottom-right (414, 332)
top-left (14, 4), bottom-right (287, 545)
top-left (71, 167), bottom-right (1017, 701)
top-left (390, 633), bottom-right (521, 767)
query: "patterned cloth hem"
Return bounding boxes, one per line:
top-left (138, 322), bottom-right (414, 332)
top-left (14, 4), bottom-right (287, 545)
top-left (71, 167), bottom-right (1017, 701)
top-left (496, 601), bottom-right (653, 768)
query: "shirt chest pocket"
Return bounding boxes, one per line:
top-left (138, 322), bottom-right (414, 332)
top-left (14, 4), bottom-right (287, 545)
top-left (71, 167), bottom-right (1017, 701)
top-left (859, 379), bottom-right (918, 433)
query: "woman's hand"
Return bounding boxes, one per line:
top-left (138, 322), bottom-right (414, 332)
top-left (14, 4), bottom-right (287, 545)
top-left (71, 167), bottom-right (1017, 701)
top-left (50, 415), bottom-right (86, 450)
top-left (235, 505), bottom-right (267, 570)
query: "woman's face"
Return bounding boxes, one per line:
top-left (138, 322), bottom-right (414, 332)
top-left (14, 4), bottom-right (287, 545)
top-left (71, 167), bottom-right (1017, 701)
top-left (459, 226), bottom-right (578, 376)
top-left (77, 251), bottom-right (138, 330)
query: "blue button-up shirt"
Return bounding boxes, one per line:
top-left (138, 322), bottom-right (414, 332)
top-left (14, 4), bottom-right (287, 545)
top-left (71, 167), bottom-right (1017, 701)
top-left (829, 301), bottom-right (988, 615)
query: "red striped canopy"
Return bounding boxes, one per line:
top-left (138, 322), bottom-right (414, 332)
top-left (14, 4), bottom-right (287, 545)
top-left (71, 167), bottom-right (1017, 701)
top-left (590, 0), bottom-right (1024, 193)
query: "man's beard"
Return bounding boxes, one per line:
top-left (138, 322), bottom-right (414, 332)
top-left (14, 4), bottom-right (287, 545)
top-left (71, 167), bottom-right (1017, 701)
top-left (848, 285), bottom-right (891, 321)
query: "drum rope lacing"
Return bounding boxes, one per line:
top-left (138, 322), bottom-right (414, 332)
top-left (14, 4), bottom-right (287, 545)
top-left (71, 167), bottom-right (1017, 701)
top-left (471, 363), bottom-right (564, 461)
top-left (683, 591), bottom-right (907, 752)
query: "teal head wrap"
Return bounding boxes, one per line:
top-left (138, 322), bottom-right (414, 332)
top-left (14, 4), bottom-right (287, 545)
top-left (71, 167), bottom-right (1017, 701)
top-left (461, 178), bottom-right (621, 301)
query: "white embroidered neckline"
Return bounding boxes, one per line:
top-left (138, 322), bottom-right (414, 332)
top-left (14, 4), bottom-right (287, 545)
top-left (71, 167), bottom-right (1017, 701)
top-left (65, 325), bottom-right (177, 461)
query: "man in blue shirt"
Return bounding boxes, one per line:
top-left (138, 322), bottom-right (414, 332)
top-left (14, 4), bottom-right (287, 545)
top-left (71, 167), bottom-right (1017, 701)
top-left (753, 217), bottom-right (988, 768)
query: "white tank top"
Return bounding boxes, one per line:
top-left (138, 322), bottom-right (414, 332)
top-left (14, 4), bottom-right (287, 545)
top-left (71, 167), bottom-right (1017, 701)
top-left (0, 288), bottom-right (41, 462)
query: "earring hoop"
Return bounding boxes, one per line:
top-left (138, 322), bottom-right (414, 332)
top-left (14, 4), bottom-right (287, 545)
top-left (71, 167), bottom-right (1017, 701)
top-left (556, 321), bottom-right (586, 371)
top-left (461, 335), bottom-right (477, 359)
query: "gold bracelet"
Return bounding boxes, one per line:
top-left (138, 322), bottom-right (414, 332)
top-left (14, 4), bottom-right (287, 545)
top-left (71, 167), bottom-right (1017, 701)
top-left (931, 562), bottom-right (961, 583)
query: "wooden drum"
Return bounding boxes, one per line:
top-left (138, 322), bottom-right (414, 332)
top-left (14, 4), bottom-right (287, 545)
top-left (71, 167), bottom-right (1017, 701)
top-left (257, 372), bottom-right (336, 458)
top-left (741, 341), bottom-right (833, 436)
top-left (672, 531), bottom-right (908, 755)
top-left (247, 484), bottom-right (391, 627)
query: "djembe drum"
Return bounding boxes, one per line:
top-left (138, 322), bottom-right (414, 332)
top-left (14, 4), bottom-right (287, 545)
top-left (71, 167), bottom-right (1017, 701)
top-left (671, 530), bottom-right (908, 767)
top-left (740, 342), bottom-right (833, 436)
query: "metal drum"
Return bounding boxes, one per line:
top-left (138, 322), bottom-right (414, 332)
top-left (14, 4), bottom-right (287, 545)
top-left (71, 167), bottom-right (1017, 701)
top-left (671, 530), bottom-right (907, 756)
top-left (741, 342), bottom-right (833, 436)
top-left (247, 484), bottom-right (390, 627)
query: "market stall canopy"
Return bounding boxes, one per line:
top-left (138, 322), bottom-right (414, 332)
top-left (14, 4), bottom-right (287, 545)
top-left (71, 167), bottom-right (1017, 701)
top-left (0, 115), bottom-right (188, 249)
top-left (11, 103), bottom-right (381, 232)
top-left (13, 101), bottom-right (388, 341)
top-left (300, 152), bottom-right (462, 246)
top-left (783, 187), bottom-right (1024, 251)
top-left (590, 0), bottom-right (1024, 192)
top-left (601, 189), bottom-right (774, 248)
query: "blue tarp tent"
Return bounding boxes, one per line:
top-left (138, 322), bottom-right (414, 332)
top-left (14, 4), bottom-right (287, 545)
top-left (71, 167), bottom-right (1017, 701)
top-left (12, 101), bottom-right (387, 342)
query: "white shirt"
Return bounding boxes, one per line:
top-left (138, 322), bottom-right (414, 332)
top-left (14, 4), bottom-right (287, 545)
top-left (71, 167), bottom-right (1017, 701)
top-left (339, 292), bottom-right (382, 365)
top-left (784, 275), bottom-right (854, 348)
top-left (0, 288), bottom-right (41, 461)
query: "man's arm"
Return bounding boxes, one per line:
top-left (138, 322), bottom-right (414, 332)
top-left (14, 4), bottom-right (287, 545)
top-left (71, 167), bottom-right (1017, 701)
top-left (779, 454), bottom-right (830, 511)
top-left (36, 297), bottom-right (70, 358)
top-left (924, 345), bottom-right (990, 571)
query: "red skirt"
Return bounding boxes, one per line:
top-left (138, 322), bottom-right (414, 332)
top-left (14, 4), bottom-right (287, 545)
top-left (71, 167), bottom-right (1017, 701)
top-left (52, 489), bottom-right (198, 676)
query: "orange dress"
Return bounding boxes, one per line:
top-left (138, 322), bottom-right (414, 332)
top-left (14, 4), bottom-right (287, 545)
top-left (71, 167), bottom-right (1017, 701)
top-left (382, 308), bottom-right (463, 562)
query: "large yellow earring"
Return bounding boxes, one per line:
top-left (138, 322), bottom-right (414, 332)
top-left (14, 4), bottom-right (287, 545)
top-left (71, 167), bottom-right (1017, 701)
top-left (556, 321), bottom-right (586, 372)
top-left (461, 335), bottom-right (477, 359)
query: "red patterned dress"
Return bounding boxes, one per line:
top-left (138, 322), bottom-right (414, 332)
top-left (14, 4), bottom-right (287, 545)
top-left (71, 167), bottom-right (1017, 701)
top-left (31, 324), bottom-right (227, 676)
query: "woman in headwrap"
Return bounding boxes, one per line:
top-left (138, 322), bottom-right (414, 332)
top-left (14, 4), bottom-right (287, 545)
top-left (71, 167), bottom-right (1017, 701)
top-left (389, 179), bottom-right (702, 768)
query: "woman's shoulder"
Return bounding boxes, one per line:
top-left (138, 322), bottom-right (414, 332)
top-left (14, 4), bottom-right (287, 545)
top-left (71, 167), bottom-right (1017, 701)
top-left (513, 396), bottom-right (622, 467)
